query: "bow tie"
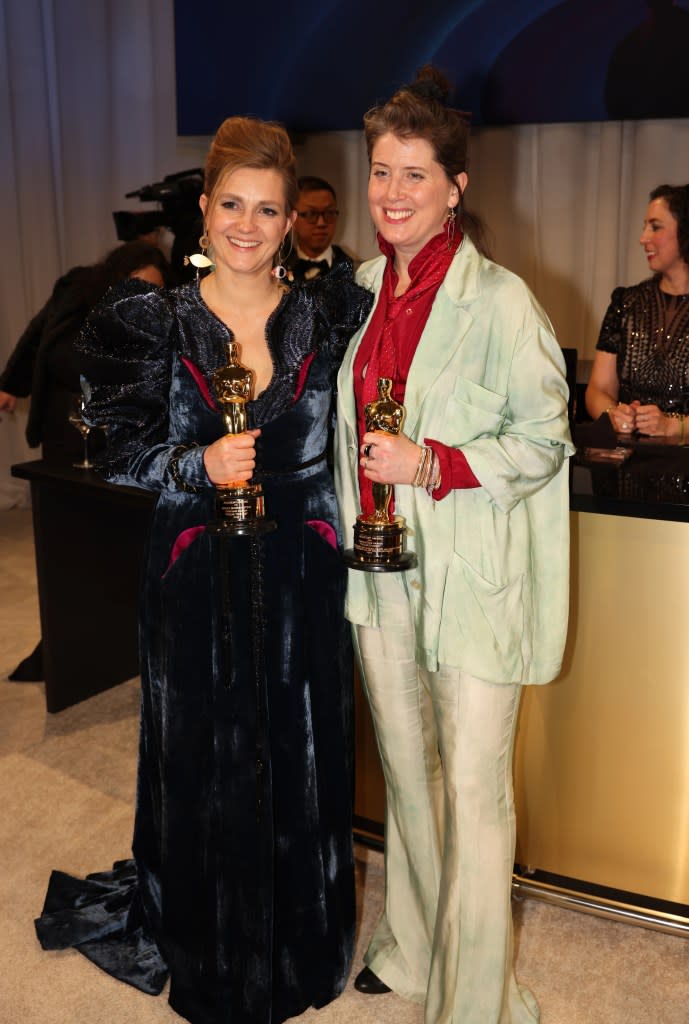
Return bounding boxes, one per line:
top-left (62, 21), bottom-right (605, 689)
top-left (294, 258), bottom-right (329, 279)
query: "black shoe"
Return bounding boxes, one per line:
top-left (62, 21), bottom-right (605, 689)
top-left (354, 966), bottom-right (391, 994)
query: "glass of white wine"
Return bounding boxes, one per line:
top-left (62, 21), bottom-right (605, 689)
top-left (68, 394), bottom-right (93, 469)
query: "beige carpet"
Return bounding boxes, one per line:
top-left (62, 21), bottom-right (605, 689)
top-left (2, 506), bottom-right (688, 1024)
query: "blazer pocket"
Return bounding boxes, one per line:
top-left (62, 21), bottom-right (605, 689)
top-left (438, 552), bottom-right (524, 683)
top-left (442, 377), bottom-right (507, 445)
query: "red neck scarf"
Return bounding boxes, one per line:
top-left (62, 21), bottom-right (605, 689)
top-left (354, 223), bottom-right (461, 515)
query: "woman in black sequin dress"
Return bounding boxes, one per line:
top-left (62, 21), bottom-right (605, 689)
top-left (34, 117), bottom-right (372, 1024)
top-left (586, 183), bottom-right (689, 437)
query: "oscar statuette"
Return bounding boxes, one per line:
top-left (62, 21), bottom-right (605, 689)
top-left (207, 340), bottom-right (276, 536)
top-left (343, 377), bottom-right (418, 572)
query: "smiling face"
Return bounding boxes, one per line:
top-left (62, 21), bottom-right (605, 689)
top-left (199, 166), bottom-right (296, 279)
top-left (367, 133), bottom-right (465, 262)
top-left (639, 197), bottom-right (683, 278)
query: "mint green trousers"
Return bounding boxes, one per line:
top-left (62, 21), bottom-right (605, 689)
top-left (354, 578), bottom-right (539, 1024)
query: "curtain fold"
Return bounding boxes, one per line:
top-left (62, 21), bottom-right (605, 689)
top-left (1, 0), bottom-right (688, 507)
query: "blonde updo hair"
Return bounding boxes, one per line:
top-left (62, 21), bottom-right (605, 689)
top-left (203, 116), bottom-right (299, 217)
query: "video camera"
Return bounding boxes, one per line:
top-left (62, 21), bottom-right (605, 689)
top-left (113, 168), bottom-right (205, 281)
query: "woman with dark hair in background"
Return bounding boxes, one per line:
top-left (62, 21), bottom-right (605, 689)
top-left (335, 67), bottom-right (573, 1023)
top-left (586, 183), bottom-right (689, 438)
top-left (34, 115), bottom-right (372, 1024)
top-left (0, 240), bottom-right (169, 464)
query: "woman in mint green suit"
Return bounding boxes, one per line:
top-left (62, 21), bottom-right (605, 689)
top-left (335, 67), bottom-right (574, 1024)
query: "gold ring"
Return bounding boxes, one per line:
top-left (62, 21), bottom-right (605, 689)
top-left (363, 443), bottom-right (373, 458)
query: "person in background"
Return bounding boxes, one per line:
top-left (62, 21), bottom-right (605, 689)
top-left (0, 240), bottom-right (169, 464)
top-left (1, 240), bottom-right (169, 684)
top-left (586, 183), bottom-right (689, 438)
top-left (286, 175), bottom-right (353, 282)
top-left (34, 116), bottom-right (372, 1024)
top-left (335, 66), bottom-right (573, 1024)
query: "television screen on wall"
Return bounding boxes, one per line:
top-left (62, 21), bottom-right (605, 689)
top-left (174, 0), bottom-right (689, 134)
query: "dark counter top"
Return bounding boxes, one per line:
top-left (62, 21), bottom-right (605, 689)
top-left (571, 441), bottom-right (689, 522)
top-left (11, 459), bottom-right (155, 505)
top-left (13, 450), bottom-right (689, 527)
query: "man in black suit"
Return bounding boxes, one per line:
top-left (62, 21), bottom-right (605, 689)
top-left (286, 176), bottom-right (352, 283)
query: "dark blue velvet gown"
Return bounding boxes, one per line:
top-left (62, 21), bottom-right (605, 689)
top-left (34, 266), bottom-right (373, 1024)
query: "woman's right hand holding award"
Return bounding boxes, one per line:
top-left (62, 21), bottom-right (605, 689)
top-left (206, 340), bottom-right (276, 536)
top-left (343, 376), bottom-right (418, 571)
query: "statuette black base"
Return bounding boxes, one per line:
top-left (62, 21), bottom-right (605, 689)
top-left (343, 515), bottom-right (417, 573)
top-left (207, 484), bottom-right (277, 536)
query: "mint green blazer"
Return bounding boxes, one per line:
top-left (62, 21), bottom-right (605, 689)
top-left (335, 236), bottom-right (575, 685)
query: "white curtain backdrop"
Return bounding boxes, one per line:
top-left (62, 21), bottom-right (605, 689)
top-left (2, 0), bottom-right (688, 508)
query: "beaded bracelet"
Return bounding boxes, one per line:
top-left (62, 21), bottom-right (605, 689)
top-left (168, 443), bottom-right (203, 493)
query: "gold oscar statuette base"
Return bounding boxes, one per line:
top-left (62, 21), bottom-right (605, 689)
top-left (343, 513), bottom-right (417, 572)
top-left (207, 482), bottom-right (277, 536)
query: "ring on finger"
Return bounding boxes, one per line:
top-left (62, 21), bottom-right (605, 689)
top-left (363, 443), bottom-right (373, 458)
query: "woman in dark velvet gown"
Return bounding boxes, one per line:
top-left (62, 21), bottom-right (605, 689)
top-left (34, 117), bottom-right (372, 1024)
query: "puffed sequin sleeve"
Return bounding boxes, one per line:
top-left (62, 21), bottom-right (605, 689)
top-left (299, 259), bottom-right (374, 363)
top-left (77, 280), bottom-right (208, 492)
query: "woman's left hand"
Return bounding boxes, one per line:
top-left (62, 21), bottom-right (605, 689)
top-left (360, 430), bottom-right (422, 485)
top-left (632, 401), bottom-right (672, 436)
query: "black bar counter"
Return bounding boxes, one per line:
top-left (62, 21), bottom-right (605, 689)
top-left (11, 460), bottom-right (155, 712)
top-left (571, 435), bottom-right (689, 523)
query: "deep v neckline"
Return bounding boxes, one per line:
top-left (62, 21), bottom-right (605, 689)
top-left (195, 279), bottom-right (289, 401)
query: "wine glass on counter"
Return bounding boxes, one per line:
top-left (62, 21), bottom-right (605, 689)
top-left (68, 394), bottom-right (93, 469)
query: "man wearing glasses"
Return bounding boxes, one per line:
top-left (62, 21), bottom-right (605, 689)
top-left (287, 176), bottom-right (353, 283)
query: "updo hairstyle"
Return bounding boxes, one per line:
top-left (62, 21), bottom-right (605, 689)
top-left (203, 116), bottom-right (299, 218)
top-left (364, 65), bottom-right (470, 179)
top-left (650, 184), bottom-right (689, 265)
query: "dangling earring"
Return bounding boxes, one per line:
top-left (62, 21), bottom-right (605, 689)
top-left (184, 229), bottom-right (214, 279)
top-left (446, 206), bottom-right (457, 250)
top-left (270, 239), bottom-right (286, 280)
top-left (271, 231), bottom-right (294, 281)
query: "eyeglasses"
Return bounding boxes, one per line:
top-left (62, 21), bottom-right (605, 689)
top-left (297, 209), bottom-right (339, 224)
